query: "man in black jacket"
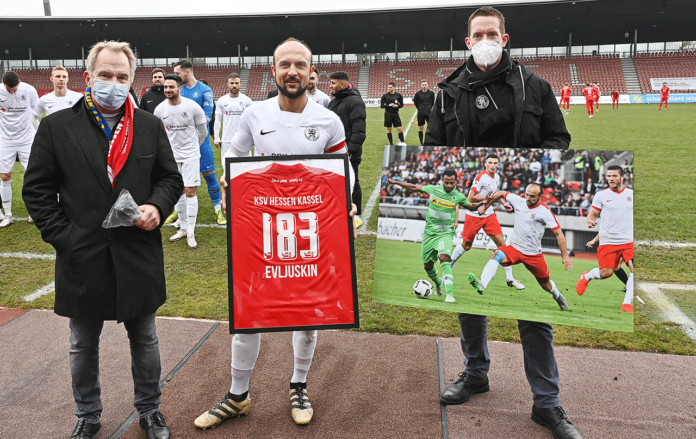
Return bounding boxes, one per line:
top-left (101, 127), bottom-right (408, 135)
top-left (412, 79), bottom-right (435, 145)
top-left (425, 15), bottom-right (570, 150)
top-left (139, 68), bottom-right (166, 113)
top-left (428, 8), bottom-right (583, 439)
top-left (329, 71), bottom-right (366, 227)
top-left (22, 41), bottom-right (182, 439)
top-left (380, 82), bottom-right (405, 145)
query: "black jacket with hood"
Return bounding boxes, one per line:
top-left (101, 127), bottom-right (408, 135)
top-left (425, 52), bottom-right (570, 149)
top-left (328, 84), bottom-right (366, 163)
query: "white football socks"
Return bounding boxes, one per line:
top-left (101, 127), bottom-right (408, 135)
top-left (0, 180), bottom-right (12, 216)
top-left (480, 260), bottom-right (500, 289)
top-left (623, 273), bottom-right (634, 305)
top-left (291, 331), bottom-right (317, 383)
top-left (186, 195), bottom-right (198, 234)
top-left (585, 268), bottom-right (601, 281)
top-left (548, 280), bottom-right (561, 299)
top-left (504, 265), bottom-right (514, 281)
top-left (450, 245), bottom-right (466, 267)
top-left (230, 333), bottom-right (261, 395)
top-left (174, 195), bottom-right (187, 232)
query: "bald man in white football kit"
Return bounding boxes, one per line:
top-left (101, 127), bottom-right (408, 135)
top-left (0, 72), bottom-right (39, 227)
top-left (194, 38), bottom-right (354, 431)
top-left (213, 73), bottom-right (253, 169)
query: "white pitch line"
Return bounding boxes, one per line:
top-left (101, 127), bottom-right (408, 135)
top-left (23, 281), bottom-right (55, 302)
top-left (0, 252), bottom-right (55, 260)
top-left (636, 240), bottom-right (696, 248)
top-left (403, 109), bottom-right (418, 139)
top-left (358, 178), bottom-right (382, 235)
top-left (638, 282), bottom-right (696, 342)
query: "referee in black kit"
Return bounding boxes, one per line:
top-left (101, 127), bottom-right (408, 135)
top-left (413, 79), bottom-right (435, 145)
top-left (380, 82), bottom-right (405, 145)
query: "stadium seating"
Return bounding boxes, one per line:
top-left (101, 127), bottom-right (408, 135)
top-left (133, 65), bottom-right (241, 99)
top-left (12, 67), bottom-right (84, 94)
top-left (366, 55), bottom-right (626, 99)
top-left (634, 51), bottom-right (696, 93)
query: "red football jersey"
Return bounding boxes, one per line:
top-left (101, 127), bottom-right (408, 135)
top-left (560, 87), bottom-right (571, 98)
top-left (582, 87), bottom-right (595, 102)
top-left (611, 91), bottom-right (619, 99)
top-left (592, 85), bottom-right (600, 98)
top-left (661, 86), bottom-right (670, 97)
top-left (229, 161), bottom-right (355, 330)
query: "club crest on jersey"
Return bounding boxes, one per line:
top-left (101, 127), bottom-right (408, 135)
top-left (20, 94), bottom-right (26, 101)
top-left (181, 110), bottom-right (190, 118)
top-left (530, 213), bottom-right (536, 219)
top-left (193, 92), bottom-right (199, 98)
top-left (304, 126), bottom-right (320, 141)
top-left (476, 95), bottom-right (489, 109)
top-left (626, 196), bottom-right (632, 202)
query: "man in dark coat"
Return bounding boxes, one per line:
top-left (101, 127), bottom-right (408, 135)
top-left (426, 7), bottom-right (583, 439)
top-left (139, 68), bottom-right (166, 113)
top-left (328, 71), bottom-right (366, 227)
top-left (22, 41), bottom-right (183, 439)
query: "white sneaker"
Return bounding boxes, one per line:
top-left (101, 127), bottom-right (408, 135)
top-left (28, 215), bottom-right (34, 224)
top-left (0, 210), bottom-right (5, 221)
top-left (169, 229), bottom-right (187, 242)
top-left (397, 142), bottom-right (407, 147)
top-left (589, 115), bottom-right (593, 118)
top-left (187, 232), bottom-right (198, 249)
top-left (0, 214), bottom-right (13, 228)
top-left (444, 294), bottom-right (456, 303)
top-left (507, 279), bottom-right (525, 290)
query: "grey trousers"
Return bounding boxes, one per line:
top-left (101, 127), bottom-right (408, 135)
top-left (69, 313), bottom-right (162, 421)
top-left (458, 313), bottom-right (560, 408)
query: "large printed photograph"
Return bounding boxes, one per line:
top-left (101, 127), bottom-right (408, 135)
top-left (373, 146), bottom-right (634, 332)
top-left (226, 155), bottom-right (359, 333)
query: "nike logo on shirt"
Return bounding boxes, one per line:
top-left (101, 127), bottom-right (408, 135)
top-left (147, 100), bottom-right (153, 103)
top-left (163, 116), bottom-right (169, 119)
top-left (260, 129), bottom-right (276, 135)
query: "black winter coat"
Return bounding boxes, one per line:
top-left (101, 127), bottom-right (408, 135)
top-left (328, 85), bottom-right (366, 162)
top-left (22, 98), bottom-right (184, 322)
top-left (425, 56), bottom-right (570, 149)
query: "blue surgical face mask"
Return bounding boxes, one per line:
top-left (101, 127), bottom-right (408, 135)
top-left (91, 79), bottom-right (130, 110)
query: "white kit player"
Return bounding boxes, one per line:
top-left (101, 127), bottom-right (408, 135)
top-left (467, 183), bottom-right (573, 311)
top-left (154, 74), bottom-right (208, 249)
top-left (0, 71), bottom-right (39, 227)
top-left (576, 165), bottom-right (634, 312)
top-left (213, 72), bottom-right (252, 169)
top-left (31, 66), bottom-right (83, 127)
top-left (194, 37), bottom-right (355, 431)
top-left (451, 153), bottom-right (524, 290)
top-left (306, 70), bottom-right (331, 108)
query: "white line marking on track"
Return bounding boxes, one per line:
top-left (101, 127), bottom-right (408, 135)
top-left (358, 179), bottom-right (382, 235)
top-left (23, 281), bottom-right (55, 302)
top-left (0, 252), bottom-right (56, 260)
top-left (403, 109), bottom-right (418, 139)
top-left (638, 282), bottom-right (696, 342)
top-left (636, 240), bottom-right (696, 248)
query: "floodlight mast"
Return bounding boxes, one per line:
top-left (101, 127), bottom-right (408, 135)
top-left (43, 0), bottom-right (52, 16)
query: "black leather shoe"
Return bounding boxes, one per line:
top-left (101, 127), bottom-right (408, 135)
top-left (139, 411), bottom-right (171, 439)
top-left (439, 372), bottom-right (489, 405)
top-left (531, 405), bottom-right (586, 439)
top-left (69, 418), bottom-right (101, 439)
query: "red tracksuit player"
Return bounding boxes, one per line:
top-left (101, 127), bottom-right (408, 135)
top-left (657, 82), bottom-right (670, 110)
top-left (559, 83), bottom-right (571, 113)
top-left (611, 90), bottom-right (619, 110)
top-left (592, 82), bottom-right (600, 111)
top-left (582, 83), bottom-right (595, 118)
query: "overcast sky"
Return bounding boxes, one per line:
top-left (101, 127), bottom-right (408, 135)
top-left (4, 0), bottom-right (555, 17)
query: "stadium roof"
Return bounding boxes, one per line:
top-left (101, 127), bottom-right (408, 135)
top-left (1, 0), bottom-right (694, 61)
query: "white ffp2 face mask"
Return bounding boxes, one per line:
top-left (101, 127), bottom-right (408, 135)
top-left (92, 79), bottom-right (130, 110)
top-left (471, 39), bottom-right (504, 68)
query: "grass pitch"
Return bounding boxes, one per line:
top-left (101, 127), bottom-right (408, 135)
top-left (1, 103), bottom-right (695, 355)
top-left (373, 240), bottom-right (633, 332)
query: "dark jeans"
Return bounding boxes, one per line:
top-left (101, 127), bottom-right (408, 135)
top-left (350, 157), bottom-right (362, 215)
top-left (458, 313), bottom-right (560, 408)
top-left (69, 313), bottom-right (162, 421)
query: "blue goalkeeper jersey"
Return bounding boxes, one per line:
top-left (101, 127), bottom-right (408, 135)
top-left (181, 80), bottom-right (214, 144)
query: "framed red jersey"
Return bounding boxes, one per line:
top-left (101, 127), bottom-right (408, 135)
top-left (225, 155), bottom-right (359, 333)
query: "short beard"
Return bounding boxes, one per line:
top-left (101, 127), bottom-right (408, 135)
top-left (276, 80), bottom-right (308, 99)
